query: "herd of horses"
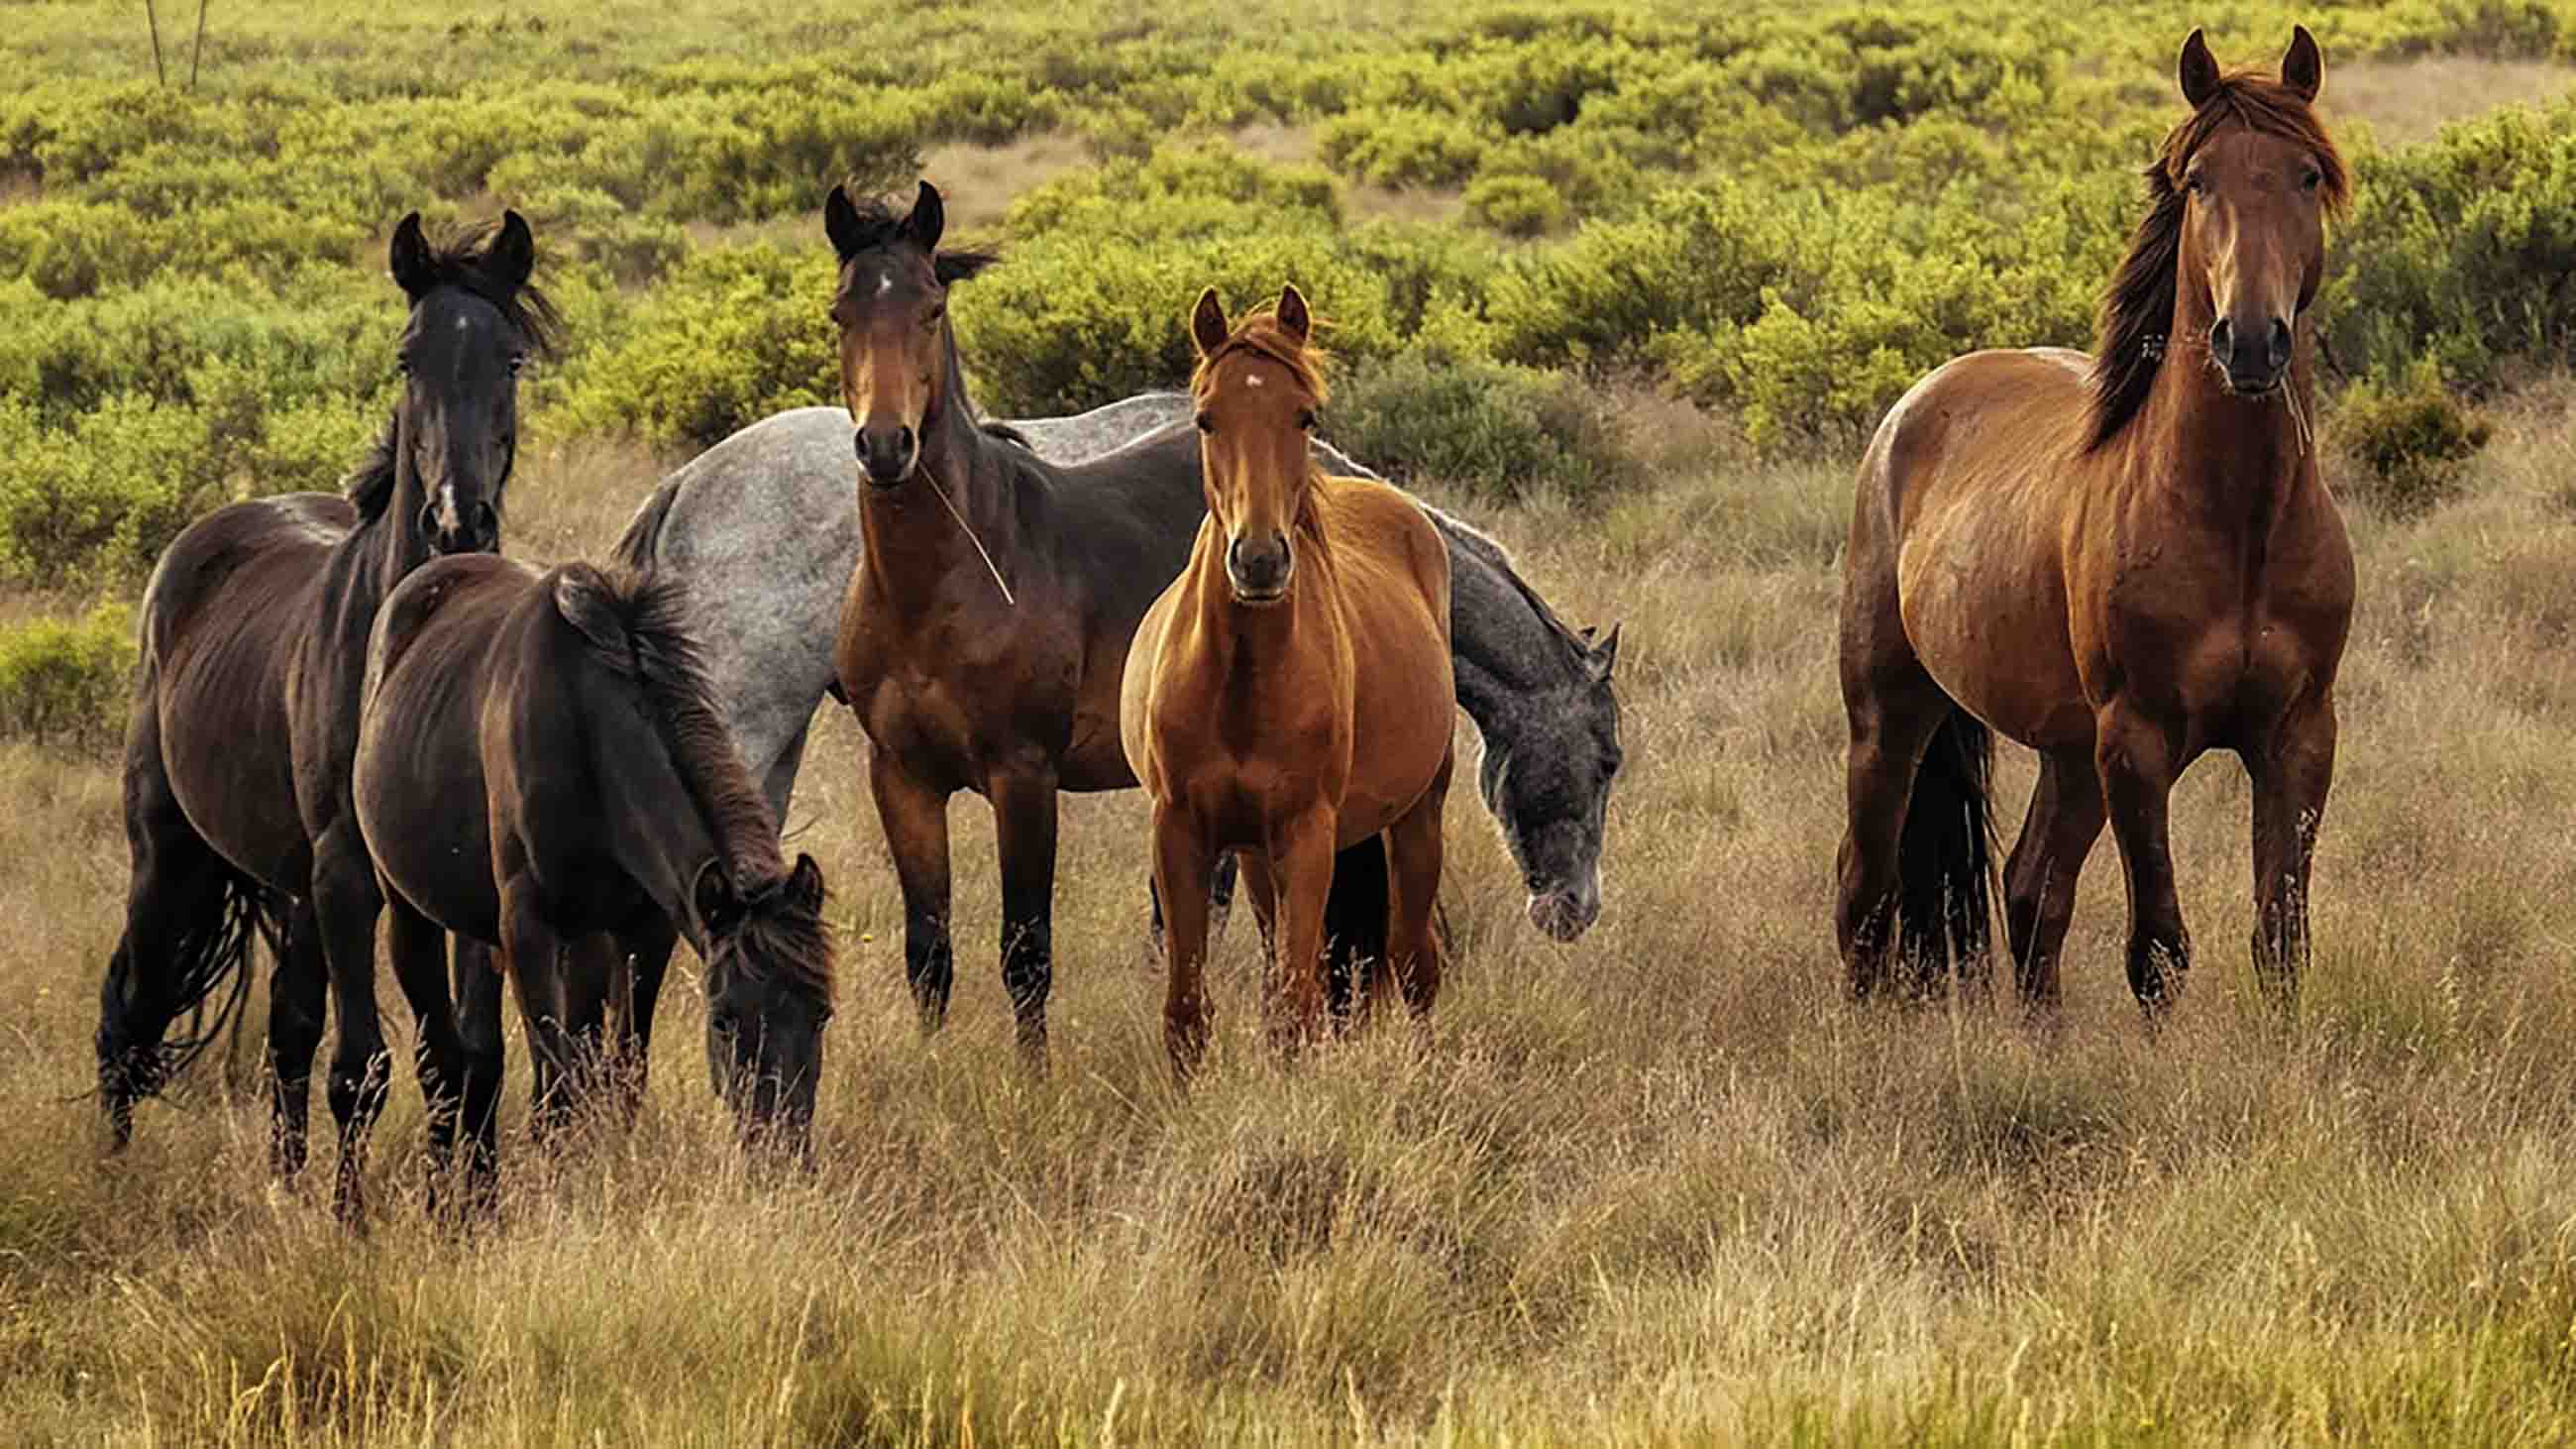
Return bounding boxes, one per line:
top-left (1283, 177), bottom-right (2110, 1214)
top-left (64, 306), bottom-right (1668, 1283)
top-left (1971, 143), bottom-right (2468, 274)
top-left (87, 26), bottom-right (2350, 1220)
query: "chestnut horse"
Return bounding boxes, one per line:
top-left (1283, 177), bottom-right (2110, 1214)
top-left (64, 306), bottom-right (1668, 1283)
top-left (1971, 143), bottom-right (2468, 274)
top-left (1123, 286), bottom-right (1454, 1071)
top-left (356, 557), bottom-right (833, 1175)
top-left (1836, 28), bottom-right (2352, 1014)
top-left (97, 212), bottom-right (553, 1219)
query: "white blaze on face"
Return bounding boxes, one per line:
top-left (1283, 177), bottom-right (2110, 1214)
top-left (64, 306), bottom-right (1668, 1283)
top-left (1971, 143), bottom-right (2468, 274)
top-left (876, 271), bottom-right (894, 297)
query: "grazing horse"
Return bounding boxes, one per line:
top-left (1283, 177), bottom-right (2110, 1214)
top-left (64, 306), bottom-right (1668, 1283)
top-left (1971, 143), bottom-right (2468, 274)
top-left (1123, 286), bottom-right (1454, 1071)
top-left (1835, 28), bottom-right (2352, 1014)
top-left (356, 557), bottom-right (834, 1170)
top-left (97, 212), bottom-right (554, 1218)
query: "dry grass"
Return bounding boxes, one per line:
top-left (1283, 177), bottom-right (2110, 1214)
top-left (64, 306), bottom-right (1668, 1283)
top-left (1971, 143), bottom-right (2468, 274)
top-left (2327, 56), bottom-right (2576, 146)
top-left (11, 386), bottom-right (2576, 1444)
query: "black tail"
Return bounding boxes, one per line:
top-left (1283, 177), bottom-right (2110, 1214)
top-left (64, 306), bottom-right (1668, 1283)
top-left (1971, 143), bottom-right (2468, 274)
top-left (1893, 709), bottom-right (1998, 999)
top-left (1320, 836), bottom-right (1392, 1023)
top-left (96, 873), bottom-right (272, 1119)
top-left (611, 474), bottom-right (681, 574)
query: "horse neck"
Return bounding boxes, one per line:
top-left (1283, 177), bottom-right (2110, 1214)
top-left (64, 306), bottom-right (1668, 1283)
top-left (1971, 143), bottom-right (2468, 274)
top-left (857, 331), bottom-right (1018, 610)
top-left (1447, 553), bottom-right (1581, 729)
top-left (329, 422), bottom-right (438, 639)
top-left (2137, 288), bottom-right (2316, 529)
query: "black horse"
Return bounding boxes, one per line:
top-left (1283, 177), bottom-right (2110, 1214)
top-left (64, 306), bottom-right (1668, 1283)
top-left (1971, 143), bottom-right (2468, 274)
top-left (97, 211), bottom-right (555, 1220)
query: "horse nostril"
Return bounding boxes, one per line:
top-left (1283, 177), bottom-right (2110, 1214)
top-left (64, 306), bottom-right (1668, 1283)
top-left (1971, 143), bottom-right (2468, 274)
top-left (418, 502), bottom-right (440, 537)
top-left (851, 430), bottom-right (865, 463)
top-left (2207, 317), bottom-right (2232, 359)
top-left (894, 426), bottom-right (914, 458)
top-left (2267, 318), bottom-right (2293, 371)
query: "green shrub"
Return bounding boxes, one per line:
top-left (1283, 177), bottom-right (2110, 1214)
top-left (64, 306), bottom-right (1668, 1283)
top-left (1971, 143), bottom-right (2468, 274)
top-left (1464, 174), bottom-right (1565, 238)
top-left (1328, 349), bottom-right (1643, 507)
top-left (550, 244), bottom-right (839, 448)
top-left (0, 602), bottom-right (134, 752)
top-left (2331, 364), bottom-right (2494, 518)
top-left (1316, 107), bottom-right (1490, 189)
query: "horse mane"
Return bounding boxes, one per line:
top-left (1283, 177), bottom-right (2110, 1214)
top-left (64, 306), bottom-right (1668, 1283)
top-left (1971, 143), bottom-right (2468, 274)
top-left (1192, 310), bottom-right (1333, 410)
top-left (1423, 501), bottom-right (1596, 669)
top-left (343, 412), bottom-right (401, 521)
top-left (2086, 68), bottom-right (2350, 453)
top-left (545, 563), bottom-right (827, 994)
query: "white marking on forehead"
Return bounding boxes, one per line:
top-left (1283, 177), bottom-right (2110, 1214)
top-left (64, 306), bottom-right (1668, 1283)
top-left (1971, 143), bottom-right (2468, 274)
top-left (454, 315), bottom-right (469, 334)
top-left (876, 272), bottom-right (893, 297)
top-left (1245, 374), bottom-right (1264, 389)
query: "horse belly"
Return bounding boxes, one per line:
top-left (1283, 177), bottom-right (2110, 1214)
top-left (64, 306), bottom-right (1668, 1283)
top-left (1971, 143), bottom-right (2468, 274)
top-left (158, 620), bottom-right (310, 889)
top-left (1897, 509), bottom-right (2088, 748)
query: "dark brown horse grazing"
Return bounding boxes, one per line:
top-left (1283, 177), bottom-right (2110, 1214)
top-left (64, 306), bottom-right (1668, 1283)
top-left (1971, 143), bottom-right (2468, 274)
top-left (1836, 28), bottom-right (2352, 1015)
top-left (1123, 287), bottom-right (1454, 1072)
top-left (98, 212), bottom-right (555, 1217)
top-left (356, 557), bottom-right (834, 1170)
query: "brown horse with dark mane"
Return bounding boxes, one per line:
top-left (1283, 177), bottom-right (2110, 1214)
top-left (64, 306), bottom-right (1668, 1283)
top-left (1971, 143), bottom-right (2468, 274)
top-left (1123, 286), bottom-right (1453, 1072)
top-left (97, 212), bottom-right (555, 1218)
top-left (1836, 28), bottom-right (2353, 1015)
top-left (355, 557), bottom-right (834, 1174)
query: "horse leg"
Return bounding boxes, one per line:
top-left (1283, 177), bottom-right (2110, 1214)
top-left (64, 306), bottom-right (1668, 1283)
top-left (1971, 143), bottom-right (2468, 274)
top-left (2095, 704), bottom-right (2192, 1015)
top-left (1383, 749), bottom-right (1454, 1035)
top-left (2249, 693), bottom-right (2336, 1017)
top-left (499, 883), bottom-right (576, 1144)
top-left (2000, 746), bottom-right (2106, 1017)
top-left (990, 767), bottom-right (1060, 1066)
top-left (556, 933), bottom-right (621, 1120)
top-left (266, 896), bottom-right (327, 1178)
top-left (311, 823), bottom-right (400, 1225)
top-left (382, 894), bottom-right (470, 1214)
top-left (1263, 806), bottom-right (1339, 1057)
top-left (1322, 837), bottom-right (1391, 1029)
top-left (1150, 806), bottom-right (1218, 1078)
top-left (1833, 672), bottom-right (1948, 1000)
top-left (451, 939), bottom-right (504, 1211)
top-left (870, 751), bottom-right (954, 1037)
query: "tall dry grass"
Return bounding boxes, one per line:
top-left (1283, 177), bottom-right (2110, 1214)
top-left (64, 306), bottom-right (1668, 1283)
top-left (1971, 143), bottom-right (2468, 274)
top-left (9, 386), bottom-right (2576, 1444)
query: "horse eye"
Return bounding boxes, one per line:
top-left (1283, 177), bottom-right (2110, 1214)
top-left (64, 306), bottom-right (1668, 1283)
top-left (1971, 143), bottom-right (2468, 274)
top-left (2301, 167), bottom-right (2321, 193)
top-left (925, 302), bottom-right (946, 323)
top-left (507, 354), bottom-right (527, 376)
top-left (1194, 411), bottom-right (1214, 434)
top-left (393, 356), bottom-right (412, 377)
top-left (1296, 408), bottom-right (1316, 431)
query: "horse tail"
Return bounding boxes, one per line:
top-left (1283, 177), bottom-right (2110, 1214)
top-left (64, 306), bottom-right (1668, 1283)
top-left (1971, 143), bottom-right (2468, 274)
top-left (1894, 708), bottom-right (1998, 997)
top-left (611, 474), bottom-right (682, 575)
top-left (97, 870), bottom-right (273, 1110)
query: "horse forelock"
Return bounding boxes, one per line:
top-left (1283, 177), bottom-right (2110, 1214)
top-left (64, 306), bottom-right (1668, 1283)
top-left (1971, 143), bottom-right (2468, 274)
top-left (549, 563), bottom-right (787, 906)
top-left (1193, 312), bottom-right (1331, 408)
top-left (2085, 68), bottom-right (2347, 453)
top-left (729, 882), bottom-right (837, 1000)
top-left (408, 217), bottom-right (564, 358)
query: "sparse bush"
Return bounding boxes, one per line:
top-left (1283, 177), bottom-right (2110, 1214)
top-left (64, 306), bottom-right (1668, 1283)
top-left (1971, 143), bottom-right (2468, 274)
top-left (0, 602), bottom-right (133, 751)
top-left (1329, 349), bottom-right (1644, 506)
top-left (1316, 106), bottom-right (1490, 189)
top-left (2333, 363), bottom-right (2495, 517)
top-left (1463, 174), bottom-right (1566, 237)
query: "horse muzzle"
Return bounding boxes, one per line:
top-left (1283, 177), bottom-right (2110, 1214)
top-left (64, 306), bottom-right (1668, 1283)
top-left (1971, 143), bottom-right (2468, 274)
top-left (2208, 315), bottom-right (2292, 396)
top-left (1225, 534), bottom-right (1292, 605)
top-left (1527, 885), bottom-right (1600, 943)
top-left (421, 500), bottom-right (499, 555)
top-left (855, 425), bottom-right (917, 490)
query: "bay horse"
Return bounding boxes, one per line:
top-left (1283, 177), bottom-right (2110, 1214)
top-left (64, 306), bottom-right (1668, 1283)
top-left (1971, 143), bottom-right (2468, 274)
top-left (355, 556), bottom-right (833, 1171)
top-left (1123, 285), bottom-right (1454, 1071)
top-left (97, 211), bottom-right (555, 1218)
top-left (1835, 28), bottom-right (2352, 1015)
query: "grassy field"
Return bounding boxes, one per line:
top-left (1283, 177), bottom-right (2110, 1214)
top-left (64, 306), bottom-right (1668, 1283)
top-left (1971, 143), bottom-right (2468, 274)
top-left (8, 0), bottom-right (2576, 1443)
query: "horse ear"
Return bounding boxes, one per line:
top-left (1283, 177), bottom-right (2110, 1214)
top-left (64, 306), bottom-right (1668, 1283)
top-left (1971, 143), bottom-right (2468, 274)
top-left (2177, 28), bottom-right (2220, 109)
top-left (787, 852), bottom-right (825, 909)
top-left (1588, 621), bottom-right (1622, 680)
top-left (488, 210), bottom-right (535, 291)
top-left (1191, 287), bottom-right (1230, 358)
top-left (388, 211), bottom-right (433, 298)
top-left (2281, 25), bottom-right (2322, 102)
top-left (933, 250), bottom-right (999, 287)
top-left (1277, 283), bottom-right (1311, 345)
top-left (694, 861), bottom-right (743, 935)
top-left (905, 180), bottom-right (945, 253)
top-left (824, 184), bottom-right (864, 262)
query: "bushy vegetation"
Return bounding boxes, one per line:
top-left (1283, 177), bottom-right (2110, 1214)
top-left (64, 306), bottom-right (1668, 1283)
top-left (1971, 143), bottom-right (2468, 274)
top-left (2332, 361), bottom-right (2497, 516)
top-left (0, 602), bottom-right (133, 749)
top-left (3, 0), bottom-right (2569, 579)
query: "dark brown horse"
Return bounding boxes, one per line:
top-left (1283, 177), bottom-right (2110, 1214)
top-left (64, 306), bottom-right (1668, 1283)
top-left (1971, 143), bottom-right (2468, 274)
top-left (97, 212), bottom-right (555, 1218)
top-left (356, 557), bottom-right (834, 1170)
top-left (1836, 28), bottom-right (2352, 1014)
top-left (1123, 287), bottom-right (1454, 1072)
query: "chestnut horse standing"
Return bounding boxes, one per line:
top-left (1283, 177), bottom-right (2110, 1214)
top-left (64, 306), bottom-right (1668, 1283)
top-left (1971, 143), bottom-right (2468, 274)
top-left (1123, 286), bottom-right (1454, 1071)
top-left (1836, 28), bottom-right (2353, 1014)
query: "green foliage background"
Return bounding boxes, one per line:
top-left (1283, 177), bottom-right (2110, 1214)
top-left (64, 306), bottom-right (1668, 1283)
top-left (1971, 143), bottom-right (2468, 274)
top-left (0, 0), bottom-right (2569, 584)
